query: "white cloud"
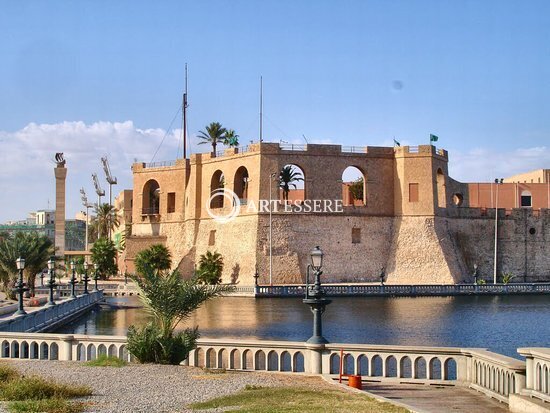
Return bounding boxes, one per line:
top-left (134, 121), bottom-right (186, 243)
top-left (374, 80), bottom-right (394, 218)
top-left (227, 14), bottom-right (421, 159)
top-left (449, 146), bottom-right (550, 182)
top-left (0, 120), bottom-right (184, 223)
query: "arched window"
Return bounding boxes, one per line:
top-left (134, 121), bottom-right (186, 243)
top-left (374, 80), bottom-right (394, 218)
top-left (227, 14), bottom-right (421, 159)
top-left (279, 164), bottom-right (305, 202)
top-left (142, 180), bottom-right (160, 215)
top-left (342, 166), bottom-right (366, 206)
top-left (210, 170), bottom-right (225, 208)
top-left (437, 168), bottom-right (446, 208)
top-left (234, 166), bottom-right (249, 202)
top-left (521, 190), bottom-right (532, 207)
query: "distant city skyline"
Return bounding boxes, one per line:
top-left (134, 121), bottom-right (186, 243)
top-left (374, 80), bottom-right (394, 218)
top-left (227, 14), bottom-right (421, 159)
top-left (1, 0), bottom-right (549, 222)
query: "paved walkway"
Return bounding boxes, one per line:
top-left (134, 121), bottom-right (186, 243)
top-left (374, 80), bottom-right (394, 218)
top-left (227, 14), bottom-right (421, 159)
top-left (362, 382), bottom-right (508, 413)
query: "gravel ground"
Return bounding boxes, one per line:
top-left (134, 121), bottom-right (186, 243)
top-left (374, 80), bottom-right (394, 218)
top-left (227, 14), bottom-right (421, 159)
top-left (0, 360), bottom-right (338, 413)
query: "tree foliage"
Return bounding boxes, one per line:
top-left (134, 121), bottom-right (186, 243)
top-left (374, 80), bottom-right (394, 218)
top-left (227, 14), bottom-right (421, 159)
top-left (128, 269), bottom-right (233, 364)
top-left (0, 232), bottom-right (53, 297)
top-left (196, 251), bottom-right (224, 284)
top-left (91, 203), bottom-right (120, 239)
top-left (223, 129), bottom-right (239, 147)
top-left (279, 165), bottom-right (304, 201)
top-left (90, 237), bottom-right (117, 279)
top-left (134, 244), bottom-right (172, 276)
top-left (348, 177), bottom-right (364, 203)
top-left (197, 122), bottom-right (227, 157)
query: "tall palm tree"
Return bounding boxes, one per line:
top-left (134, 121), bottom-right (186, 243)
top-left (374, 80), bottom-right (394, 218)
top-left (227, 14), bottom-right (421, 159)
top-left (223, 129), bottom-right (239, 148)
top-left (279, 165), bottom-right (304, 201)
top-left (198, 122), bottom-right (227, 157)
top-left (92, 203), bottom-right (120, 239)
top-left (0, 232), bottom-right (53, 296)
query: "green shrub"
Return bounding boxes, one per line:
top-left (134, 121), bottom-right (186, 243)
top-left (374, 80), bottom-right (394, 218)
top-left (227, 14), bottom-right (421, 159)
top-left (7, 398), bottom-right (85, 413)
top-left (196, 251), bottom-right (223, 285)
top-left (476, 279), bottom-right (486, 285)
top-left (502, 272), bottom-right (515, 284)
top-left (0, 376), bottom-right (92, 401)
top-left (127, 323), bottom-right (199, 365)
top-left (0, 363), bottom-right (20, 382)
top-left (85, 355), bottom-right (127, 367)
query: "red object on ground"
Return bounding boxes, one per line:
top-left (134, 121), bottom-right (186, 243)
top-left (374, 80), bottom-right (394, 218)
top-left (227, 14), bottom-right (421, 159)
top-left (348, 374), bottom-right (362, 389)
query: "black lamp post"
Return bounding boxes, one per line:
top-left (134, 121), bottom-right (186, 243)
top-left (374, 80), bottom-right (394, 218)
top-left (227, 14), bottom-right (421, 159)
top-left (46, 257), bottom-right (57, 306)
top-left (303, 246), bottom-right (331, 345)
top-left (93, 263), bottom-right (99, 291)
top-left (14, 257), bottom-right (28, 316)
top-left (82, 261), bottom-right (90, 295)
top-left (69, 260), bottom-right (78, 298)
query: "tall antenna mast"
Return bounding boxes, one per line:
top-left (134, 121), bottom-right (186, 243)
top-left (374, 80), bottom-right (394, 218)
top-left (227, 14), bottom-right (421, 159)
top-left (259, 76), bottom-right (263, 142)
top-left (183, 63), bottom-right (189, 159)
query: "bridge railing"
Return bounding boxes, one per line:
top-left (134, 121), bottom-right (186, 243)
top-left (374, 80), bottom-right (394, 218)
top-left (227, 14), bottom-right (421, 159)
top-left (518, 348), bottom-right (550, 404)
top-left (0, 291), bottom-right (104, 333)
top-left (255, 283), bottom-right (550, 297)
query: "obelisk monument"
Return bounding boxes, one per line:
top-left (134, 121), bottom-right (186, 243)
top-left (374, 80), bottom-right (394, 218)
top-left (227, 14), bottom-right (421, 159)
top-left (54, 153), bottom-right (67, 257)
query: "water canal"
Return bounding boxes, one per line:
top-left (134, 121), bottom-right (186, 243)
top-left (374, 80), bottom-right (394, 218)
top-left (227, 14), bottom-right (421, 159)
top-left (57, 295), bottom-right (550, 359)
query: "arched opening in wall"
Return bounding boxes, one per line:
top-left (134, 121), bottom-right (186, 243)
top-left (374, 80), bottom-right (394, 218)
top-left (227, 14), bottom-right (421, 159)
top-left (521, 190), bottom-right (532, 208)
top-left (279, 164), bottom-right (305, 203)
top-left (233, 166), bottom-right (249, 203)
top-left (437, 168), bottom-right (446, 208)
top-left (210, 170), bottom-right (225, 208)
top-left (142, 179), bottom-right (160, 215)
top-left (452, 193), bottom-right (464, 206)
top-left (341, 166), bottom-right (366, 206)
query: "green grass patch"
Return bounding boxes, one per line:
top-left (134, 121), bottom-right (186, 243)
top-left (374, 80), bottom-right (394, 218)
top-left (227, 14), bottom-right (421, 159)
top-left (7, 398), bottom-right (85, 413)
top-left (0, 376), bottom-right (92, 401)
top-left (0, 363), bottom-right (21, 382)
top-left (85, 355), bottom-right (127, 367)
top-left (189, 385), bottom-right (409, 413)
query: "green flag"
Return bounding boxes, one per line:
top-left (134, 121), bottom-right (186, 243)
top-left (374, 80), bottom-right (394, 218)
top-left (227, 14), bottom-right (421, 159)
top-left (430, 134), bottom-right (439, 142)
top-left (393, 138), bottom-right (401, 147)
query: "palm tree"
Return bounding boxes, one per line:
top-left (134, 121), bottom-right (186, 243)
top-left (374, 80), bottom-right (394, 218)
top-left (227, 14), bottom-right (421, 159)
top-left (198, 122), bottom-right (227, 157)
top-left (279, 165), bottom-right (304, 201)
top-left (135, 244), bottom-right (172, 276)
top-left (196, 251), bottom-right (224, 284)
top-left (0, 232), bottom-right (53, 297)
top-left (92, 203), bottom-right (120, 239)
top-left (223, 129), bottom-right (239, 147)
top-left (128, 269), bottom-right (233, 364)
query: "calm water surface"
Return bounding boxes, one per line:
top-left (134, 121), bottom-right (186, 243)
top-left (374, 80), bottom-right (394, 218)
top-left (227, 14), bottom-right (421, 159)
top-left (57, 295), bottom-right (550, 358)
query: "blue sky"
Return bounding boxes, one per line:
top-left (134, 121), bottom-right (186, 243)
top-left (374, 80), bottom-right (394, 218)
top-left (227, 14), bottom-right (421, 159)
top-left (1, 0), bottom-right (549, 222)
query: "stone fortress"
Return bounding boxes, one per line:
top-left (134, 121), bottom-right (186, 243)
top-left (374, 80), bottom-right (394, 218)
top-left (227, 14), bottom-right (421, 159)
top-left (117, 142), bottom-right (550, 285)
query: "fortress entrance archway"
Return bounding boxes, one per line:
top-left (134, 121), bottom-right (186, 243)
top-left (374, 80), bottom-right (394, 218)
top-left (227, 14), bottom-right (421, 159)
top-left (142, 179), bottom-right (160, 214)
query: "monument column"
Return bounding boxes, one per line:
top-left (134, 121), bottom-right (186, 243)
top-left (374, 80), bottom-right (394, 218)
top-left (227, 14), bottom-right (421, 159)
top-left (54, 153), bottom-right (67, 257)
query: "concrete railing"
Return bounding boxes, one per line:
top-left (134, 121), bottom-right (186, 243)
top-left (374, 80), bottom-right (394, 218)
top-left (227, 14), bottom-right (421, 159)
top-left (518, 348), bottom-right (550, 404)
top-left (255, 283), bottom-right (550, 297)
top-left (0, 331), bottom-right (543, 406)
top-left (468, 349), bottom-right (526, 403)
top-left (0, 291), bottom-right (104, 333)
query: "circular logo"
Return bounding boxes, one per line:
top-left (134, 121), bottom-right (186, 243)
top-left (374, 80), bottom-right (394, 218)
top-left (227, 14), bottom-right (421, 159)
top-left (206, 188), bottom-right (241, 223)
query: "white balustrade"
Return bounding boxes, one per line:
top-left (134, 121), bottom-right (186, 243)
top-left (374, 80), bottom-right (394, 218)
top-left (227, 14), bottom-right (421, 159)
top-left (1, 330), bottom-right (544, 406)
top-left (518, 348), bottom-right (550, 404)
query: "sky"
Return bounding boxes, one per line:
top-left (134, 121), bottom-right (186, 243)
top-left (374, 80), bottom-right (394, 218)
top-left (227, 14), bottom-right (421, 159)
top-left (1, 0), bottom-right (549, 222)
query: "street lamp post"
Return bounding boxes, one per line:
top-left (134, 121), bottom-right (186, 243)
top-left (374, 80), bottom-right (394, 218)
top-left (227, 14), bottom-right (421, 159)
top-left (82, 261), bottom-right (90, 295)
top-left (269, 172), bottom-right (277, 285)
top-left (303, 246), bottom-right (332, 345)
top-left (69, 260), bottom-right (78, 298)
top-left (46, 257), bottom-right (57, 306)
top-left (14, 257), bottom-right (28, 316)
top-left (493, 178), bottom-right (503, 284)
top-left (93, 263), bottom-right (100, 291)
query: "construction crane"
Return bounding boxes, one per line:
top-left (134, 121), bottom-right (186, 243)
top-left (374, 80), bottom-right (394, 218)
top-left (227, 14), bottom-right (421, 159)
top-left (79, 188), bottom-right (94, 251)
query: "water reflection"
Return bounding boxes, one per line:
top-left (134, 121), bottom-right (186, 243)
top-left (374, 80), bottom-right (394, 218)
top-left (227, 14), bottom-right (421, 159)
top-left (57, 295), bottom-right (550, 358)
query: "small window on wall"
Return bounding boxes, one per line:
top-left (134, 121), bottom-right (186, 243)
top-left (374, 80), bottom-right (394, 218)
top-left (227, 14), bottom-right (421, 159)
top-left (409, 183), bottom-right (419, 202)
top-left (520, 191), bottom-right (532, 208)
top-left (167, 192), bottom-right (176, 213)
top-left (352, 228), bottom-right (361, 244)
top-left (208, 230), bottom-right (216, 246)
